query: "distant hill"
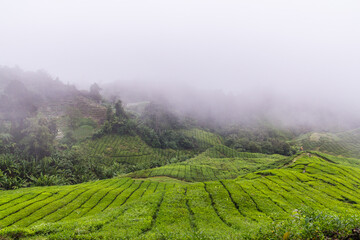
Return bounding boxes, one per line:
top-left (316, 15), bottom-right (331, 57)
top-left (0, 66), bottom-right (106, 128)
top-left (294, 129), bottom-right (360, 158)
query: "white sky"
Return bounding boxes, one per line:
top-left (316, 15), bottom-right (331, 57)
top-left (0, 0), bottom-right (359, 97)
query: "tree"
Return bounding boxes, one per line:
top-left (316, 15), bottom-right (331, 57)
top-left (106, 106), bottom-right (114, 122)
top-left (142, 103), bottom-right (181, 133)
top-left (89, 83), bottom-right (102, 103)
top-left (115, 100), bottom-right (127, 120)
top-left (63, 131), bottom-right (76, 146)
top-left (0, 133), bottom-right (14, 153)
top-left (20, 117), bottom-right (56, 159)
top-left (2, 80), bottom-right (39, 121)
top-left (248, 141), bottom-right (262, 153)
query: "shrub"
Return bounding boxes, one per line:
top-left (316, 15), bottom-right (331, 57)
top-left (252, 208), bottom-right (360, 239)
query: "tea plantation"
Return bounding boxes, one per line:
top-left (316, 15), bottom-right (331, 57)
top-left (1, 154), bottom-right (360, 239)
top-left (80, 134), bottom-right (197, 171)
top-left (127, 145), bottom-right (290, 181)
top-left (296, 129), bottom-right (360, 158)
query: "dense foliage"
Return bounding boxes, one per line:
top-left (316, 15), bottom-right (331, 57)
top-left (95, 102), bottom-right (198, 150)
top-left (0, 148), bottom-right (116, 190)
top-left (223, 125), bottom-right (297, 156)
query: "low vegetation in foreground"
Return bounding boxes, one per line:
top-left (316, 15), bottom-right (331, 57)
top-left (1, 154), bottom-right (360, 239)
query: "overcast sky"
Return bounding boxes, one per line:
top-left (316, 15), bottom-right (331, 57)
top-left (0, 0), bottom-right (360, 97)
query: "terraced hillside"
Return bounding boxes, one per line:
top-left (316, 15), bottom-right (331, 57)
top-left (40, 95), bottom-right (107, 124)
top-left (2, 154), bottom-right (360, 239)
top-left (296, 129), bottom-right (360, 158)
top-left (181, 128), bottom-right (223, 149)
top-left (128, 145), bottom-right (289, 181)
top-left (82, 134), bottom-right (196, 168)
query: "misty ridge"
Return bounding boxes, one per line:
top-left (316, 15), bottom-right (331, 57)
top-left (1, 65), bottom-right (359, 132)
top-left (1, 1), bottom-right (359, 133)
top-left (100, 77), bottom-right (360, 132)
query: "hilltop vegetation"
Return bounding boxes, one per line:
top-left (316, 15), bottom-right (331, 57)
top-left (222, 125), bottom-right (297, 156)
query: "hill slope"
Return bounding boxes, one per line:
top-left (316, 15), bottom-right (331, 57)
top-left (1, 154), bottom-right (360, 239)
top-left (79, 134), bottom-right (197, 173)
top-left (296, 129), bottom-right (360, 158)
top-left (128, 145), bottom-right (289, 181)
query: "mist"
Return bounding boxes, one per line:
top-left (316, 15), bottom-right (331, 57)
top-left (1, 0), bottom-right (360, 129)
top-left (100, 79), bottom-right (360, 131)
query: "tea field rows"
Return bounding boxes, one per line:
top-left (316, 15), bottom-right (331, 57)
top-left (128, 146), bottom-right (289, 181)
top-left (297, 129), bottom-right (360, 158)
top-left (181, 128), bottom-right (223, 149)
top-left (1, 154), bottom-right (360, 239)
top-left (82, 135), bottom-right (196, 166)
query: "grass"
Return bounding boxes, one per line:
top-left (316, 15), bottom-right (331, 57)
top-left (1, 154), bottom-right (360, 239)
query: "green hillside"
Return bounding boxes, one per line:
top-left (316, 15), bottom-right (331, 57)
top-left (296, 129), bottom-right (360, 158)
top-left (75, 129), bottom-right (224, 175)
top-left (2, 67), bottom-right (360, 239)
top-left (128, 145), bottom-right (289, 182)
top-left (1, 154), bottom-right (360, 239)
top-left (181, 128), bottom-right (223, 149)
top-left (80, 134), bottom-right (196, 171)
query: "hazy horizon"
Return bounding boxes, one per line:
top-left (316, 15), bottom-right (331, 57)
top-left (1, 1), bottom-right (359, 91)
top-left (1, 0), bottom-right (360, 129)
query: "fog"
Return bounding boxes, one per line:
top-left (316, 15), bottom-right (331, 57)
top-left (1, 0), bottom-right (360, 129)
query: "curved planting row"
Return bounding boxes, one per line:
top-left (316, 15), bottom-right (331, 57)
top-left (128, 150), bottom-right (289, 182)
top-left (86, 135), bottom-right (153, 157)
top-left (82, 135), bottom-right (196, 166)
top-left (128, 164), bottom-right (232, 182)
top-left (181, 128), bottom-right (223, 149)
top-left (1, 155), bottom-right (360, 239)
top-left (300, 130), bottom-right (360, 158)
